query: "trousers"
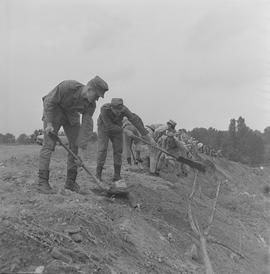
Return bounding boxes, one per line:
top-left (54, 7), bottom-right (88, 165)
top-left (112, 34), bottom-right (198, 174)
top-left (96, 127), bottom-right (123, 167)
top-left (39, 120), bottom-right (80, 172)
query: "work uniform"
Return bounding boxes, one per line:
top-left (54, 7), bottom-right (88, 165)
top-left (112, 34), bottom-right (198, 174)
top-left (40, 80), bottom-right (95, 170)
top-left (122, 118), bottom-right (143, 164)
top-left (38, 76), bottom-right (108, 193)
top-left (96, 102), bottom-right (148, 180)
top-left (147, 124), bottom-right (176, 174)
top-left (157, 134), bottom-right (189, 176)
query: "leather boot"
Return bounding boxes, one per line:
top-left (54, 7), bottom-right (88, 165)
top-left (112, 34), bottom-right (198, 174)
top-left (65, 169), bottom-right (80, 193)
top-left (36, 170), bottom-right (54, 194)
top-left (127, 157), bottom-right (132, 165)
top-left (112, 164), bottom-right (122, 182)
top-left (96, 166), bottom-right (103, 181)
top-left (145, 156), bottom-right (150, 168)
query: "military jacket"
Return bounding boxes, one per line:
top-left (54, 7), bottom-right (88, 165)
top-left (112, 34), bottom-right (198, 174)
top-left (97, 103), bottom-right (148, 136)
top-left (42, 80), bottom-right (96, 148)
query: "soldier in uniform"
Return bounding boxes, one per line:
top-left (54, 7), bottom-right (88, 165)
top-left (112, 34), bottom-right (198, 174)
top-left (96, 98), bottom-right (155, 182)
top-left (157, 131), bottom-right (189, 176)
top-left (37, 76), bottom-right (108, 194)
top-left (147, 120), bottom-right (177, 175)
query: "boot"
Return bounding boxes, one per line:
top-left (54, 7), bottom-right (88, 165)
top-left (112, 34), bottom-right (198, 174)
top-left (127, 157), bottom-right (132, 165)
top-left (96, 165), bottom-right (103, 181)
top-left (65, 169), bottom-right (80, 193)
top-left (145, 156), bottom-right (150, 168)
top-left (112, 164), bottom-right (122, 182)
top-left (136, 157), bottom-right (143, 163)
top-left (36, 170), bottom-right (54, 194)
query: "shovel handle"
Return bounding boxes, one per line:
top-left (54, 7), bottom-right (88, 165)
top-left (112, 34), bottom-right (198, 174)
top-left (48, 132), bottom-right (104, 189)
top-left (127, 131), bottom-right (206, 173)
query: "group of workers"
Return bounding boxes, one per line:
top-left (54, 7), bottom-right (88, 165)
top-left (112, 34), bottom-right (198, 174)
top-left (37, 76), bottom-right (156, 194)
top-left (176, 130), bottom-right (223, 159)
top-left (36, 75), bottom-right (212, 194)
top-left (123, 120), bottom-right (191, 177)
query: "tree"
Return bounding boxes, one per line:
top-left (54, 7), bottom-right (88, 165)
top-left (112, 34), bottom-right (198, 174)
top-left (263, 126), bottom-right (270, 144)
top-left (0, 134), bottom-right (4, 144)
top-left (17, 133), bottom-right (30, 144)
top-left (189, 117), bottom-right (265, 165)
top-left (245, 132), bottom-right (264, 164)
top-left (228, 119), bottom-right (236, 142)
top-left (236, 116), bottom-right (248, 138)
top-left (3, 133), bottom-right (15, 144)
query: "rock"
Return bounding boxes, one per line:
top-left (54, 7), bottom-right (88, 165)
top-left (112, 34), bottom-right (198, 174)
top-left (187, 244), bottom-right (199, 261)
top-left (10, 257), bottom-right (21, 272)
top-left (45, 260), bottom-right (81, 274)
top-left (90, 253), bottom-right (100, 262)
top-left (70, 233), bottom-right (83, 243)
top-left (230, 253), bottom-right (240, 263)
top-left (59, 189), bottom-right (73, 196)
top-left (94, 264), bottom-right (113, 274)
top-left (57, 247), bottom-right (89, 263)
top-left (64, 225), bottom-right (81, 234)
top-left (167, 232), bottom-right (173, 241)
top-left (51, 247), bottom-right (72, 263)
top-left (34, 265), bottom-right (45, 273)
top-left (159, 235), bottom-right (166, 241)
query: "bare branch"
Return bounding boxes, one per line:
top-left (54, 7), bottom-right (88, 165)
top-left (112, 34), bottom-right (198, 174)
top-left (205, 180), bottom-right (222, 236)
top-left (189, 170), bottom-right (199, 199)
top-left (208, 237), bottom-right (246, 260)
top-left (188, 202), bottom-right (200, 235)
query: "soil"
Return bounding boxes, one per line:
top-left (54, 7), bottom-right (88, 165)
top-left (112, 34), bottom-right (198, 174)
top-left (0, 144), bottom-right (269, 274)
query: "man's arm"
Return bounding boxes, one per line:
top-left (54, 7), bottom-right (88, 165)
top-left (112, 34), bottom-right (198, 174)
top-left (153, 125), bottom-right (167, 142)
top-left (176, 138), bottom-right (190, 153)
top-left (43, 86), bottom-right (62, 124)
top-left (122, 106), bottom-right (148, 136)
top-left (78, 103), bottom-right (95, 149)
top-left (43, 85), bottom-right (63, 134)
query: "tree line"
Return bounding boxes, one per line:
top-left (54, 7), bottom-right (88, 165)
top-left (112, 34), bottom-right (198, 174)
top-left (0, 130), bottom-right (98, 145)
top-left (189, 116), bottom-right (269, 166)
top-left (0, 130), bottom-right (43, 145)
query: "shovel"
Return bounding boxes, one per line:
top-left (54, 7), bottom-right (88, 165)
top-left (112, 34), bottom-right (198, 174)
top-left (127, 132), bottom-right (206, 173)
top-left (49, 132), bottom-right (129, 194)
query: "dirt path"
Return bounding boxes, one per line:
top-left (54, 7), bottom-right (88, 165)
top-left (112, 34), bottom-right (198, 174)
top-left (0, 144), bottom-right (269, 273)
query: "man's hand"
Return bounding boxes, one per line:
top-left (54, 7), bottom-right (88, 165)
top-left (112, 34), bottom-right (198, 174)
top-left (45, 123), bottom-right (54, 135)
top-left (143, 133), bottom-right (156, 147)
top-left (74, 157), bottom-right (83, 167)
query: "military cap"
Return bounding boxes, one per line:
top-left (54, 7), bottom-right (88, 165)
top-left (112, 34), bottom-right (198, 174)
top-left (167, 119), bottom-right (177, 127)
top-left (111, 98), bottom-right (123, 108)
top-left (87, 76), bottom-right (109, 98)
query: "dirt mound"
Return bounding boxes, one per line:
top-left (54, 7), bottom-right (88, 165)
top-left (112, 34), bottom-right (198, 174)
top-left (0, 145), bottom-right (269, 273)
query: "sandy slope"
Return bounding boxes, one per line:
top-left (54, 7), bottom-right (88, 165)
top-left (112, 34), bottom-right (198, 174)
top-left (0, 144), bottom-right (269, 274)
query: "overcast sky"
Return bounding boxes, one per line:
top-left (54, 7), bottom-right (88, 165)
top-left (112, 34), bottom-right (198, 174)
top-left (0, 0), bottom-right (269, 136)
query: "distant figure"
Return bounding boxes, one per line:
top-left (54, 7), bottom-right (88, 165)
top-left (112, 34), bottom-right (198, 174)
top-left (157, 131), bottom-right (189, 176)
top-left (147, 120), bottom-right (177, 175)
top-left (96, 98), bottom-right (155, 182)
top-left (37, 76), bottom-right (109, 194)
top-left (122, 117), bottom-right (143, 165)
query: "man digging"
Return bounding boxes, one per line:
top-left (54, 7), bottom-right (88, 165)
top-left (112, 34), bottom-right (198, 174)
top-left (95, 98), bottom-right (155, 188)
top-left (37, 76), bottom-right (109, 194)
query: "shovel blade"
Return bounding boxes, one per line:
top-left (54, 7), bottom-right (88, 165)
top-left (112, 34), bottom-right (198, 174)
top-left (107, 179), bottom-right (130, 195)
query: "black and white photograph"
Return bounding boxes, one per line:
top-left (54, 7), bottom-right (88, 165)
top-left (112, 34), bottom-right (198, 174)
top-left (0, 0), bottom-right (269, 273)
